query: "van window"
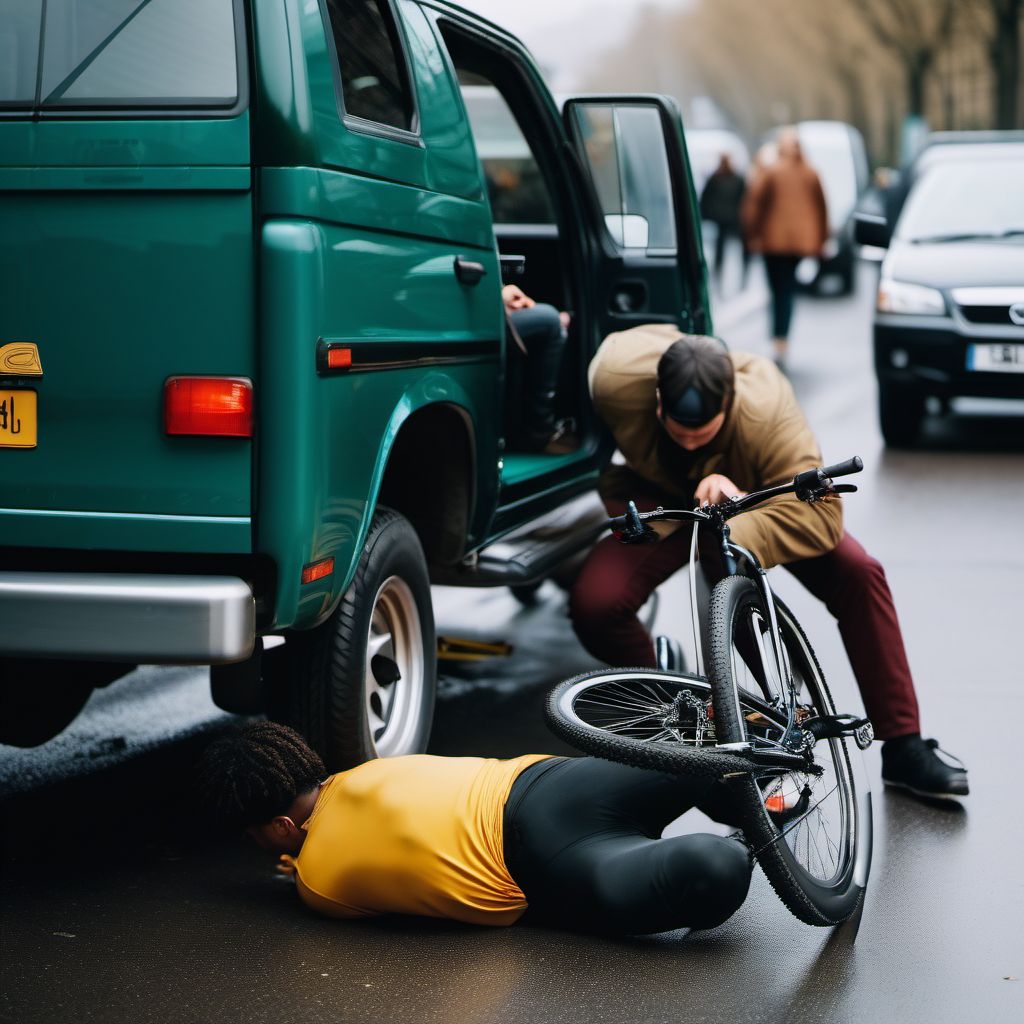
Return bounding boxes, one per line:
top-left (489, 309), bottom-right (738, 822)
top-left (570, 103), bottom-right (677, 251)
top-left (459, 77), bottom-right (554, 225)
top-left (0, 0), bottom-right (238, 110)
top-left (322, 0), bottom-right (415, 132)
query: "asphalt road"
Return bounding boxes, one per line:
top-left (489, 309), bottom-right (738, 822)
top-left (2, 261), bottom-right (1023, 1024)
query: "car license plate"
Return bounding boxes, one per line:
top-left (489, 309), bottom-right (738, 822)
top-left (967, 343), bottom-right (1024, 373)
top-left (0, 389), bottom-right (37, 448)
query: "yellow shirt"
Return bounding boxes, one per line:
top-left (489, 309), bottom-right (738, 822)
top-left (287, 753), bottom-right (552, 926)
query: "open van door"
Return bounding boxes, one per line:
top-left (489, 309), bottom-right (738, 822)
top-left (564, 95), bottom-right (711, 339)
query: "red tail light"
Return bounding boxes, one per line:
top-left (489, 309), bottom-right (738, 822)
top-left (164, 377), bottom-right (253, 437)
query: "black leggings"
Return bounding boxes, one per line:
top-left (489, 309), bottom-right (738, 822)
top-left (503, 757), bottom-right (753, 935)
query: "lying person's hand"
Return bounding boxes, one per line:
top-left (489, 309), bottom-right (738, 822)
top-left (695, 473), bottom-right (747, 506)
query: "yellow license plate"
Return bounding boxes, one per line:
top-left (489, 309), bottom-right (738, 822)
top-left (0, 389), bottom-right (36, 448)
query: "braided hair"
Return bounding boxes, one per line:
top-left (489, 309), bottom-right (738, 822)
top-left (195, 721), bottom-right (326, 833)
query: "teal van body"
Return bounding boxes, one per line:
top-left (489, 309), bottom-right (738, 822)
top-left (0, 0), bottom-right (710, 763)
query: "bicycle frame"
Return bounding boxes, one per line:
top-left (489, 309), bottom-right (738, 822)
top-left (615, 455), bottom-right (865, 765)
top-left (685, 513), bottom-right (804, 757)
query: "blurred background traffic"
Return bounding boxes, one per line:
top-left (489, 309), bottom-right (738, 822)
top-left (464, 0), bottom-right (1024, 446)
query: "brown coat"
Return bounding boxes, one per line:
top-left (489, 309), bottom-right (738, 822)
top-left (742, 158), bottom-right (828, 257)
top-left (588, 324), bottom-right (842, 568)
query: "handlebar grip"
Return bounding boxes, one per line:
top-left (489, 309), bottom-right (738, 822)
top-left (821, 456), bottom-right (863, 479)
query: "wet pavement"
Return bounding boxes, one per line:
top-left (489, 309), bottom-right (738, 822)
top-left (3, 264), bottom-right (1023, 1024)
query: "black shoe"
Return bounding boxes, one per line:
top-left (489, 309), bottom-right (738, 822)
top-left (881, 735), bottom-right (969, 800)
top-left (655, 635), bottom-right (687, 674)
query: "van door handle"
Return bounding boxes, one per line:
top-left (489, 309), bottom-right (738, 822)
top-left (454, 257), bottom-right (487, 286)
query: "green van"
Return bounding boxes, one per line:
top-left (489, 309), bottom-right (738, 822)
top-left (0, 0), bottom-right (709, 767)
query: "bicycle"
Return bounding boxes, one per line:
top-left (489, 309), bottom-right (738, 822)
top-left (546, 457), bottom-right (874, 926)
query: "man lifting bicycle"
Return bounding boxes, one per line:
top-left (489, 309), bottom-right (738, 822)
top-left (570, 326), bottom-right (967, 800)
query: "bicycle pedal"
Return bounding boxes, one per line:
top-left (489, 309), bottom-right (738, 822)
top-left (803, 714), bottom-right (873, 748)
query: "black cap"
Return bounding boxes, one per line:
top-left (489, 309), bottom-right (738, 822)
top-left (657, 335), bottom-right (733, 429)
top-left (663, 384), bottom-right (722, 427)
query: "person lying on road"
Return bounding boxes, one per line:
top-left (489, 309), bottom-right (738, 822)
top-left (570, 326), bottom-right (968, 801)
top-left (195, 722), bottom-right (753, 934)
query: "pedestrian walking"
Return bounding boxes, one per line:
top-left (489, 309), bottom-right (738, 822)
top-left (699, 153), bottom-right (748, 292)
top-left (742, 129), bottom-right (828, 370)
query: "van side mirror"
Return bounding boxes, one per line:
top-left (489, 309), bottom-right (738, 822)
top-left (854, 213), bottom-right (891, 249)
top-left (604, 214), bottom-right (650, 248)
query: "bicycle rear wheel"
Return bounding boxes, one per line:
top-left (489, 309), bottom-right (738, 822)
top-left (707, 575), bottom-right (871, 926)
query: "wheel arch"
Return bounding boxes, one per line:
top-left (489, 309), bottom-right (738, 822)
top-left (376, 399), bottom-right (477, 568)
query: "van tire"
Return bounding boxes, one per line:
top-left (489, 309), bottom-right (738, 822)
top-left (276, 508), bottom-right (436, 771)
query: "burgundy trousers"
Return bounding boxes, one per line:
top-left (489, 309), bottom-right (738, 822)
top-left (569, 500), bottom-right (921, 741)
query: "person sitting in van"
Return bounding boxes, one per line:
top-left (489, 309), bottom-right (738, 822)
top-left (502, 284), bottom-right (576, 454)
top-left (195, 721), bottom-right (753, 934)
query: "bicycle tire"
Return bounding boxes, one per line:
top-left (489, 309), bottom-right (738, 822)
top-left (545, 669), bottom-right (752, 779)
top-left (707, 575), bottom-right (869, 926)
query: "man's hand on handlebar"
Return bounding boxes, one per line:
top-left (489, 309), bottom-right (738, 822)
top-left (694, 473), bottom-right (748, 507)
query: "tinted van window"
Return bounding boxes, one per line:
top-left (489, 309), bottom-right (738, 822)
top-left (322, 0), bottom-right (415, 131)
top-left (0, 0), bottom-right (238, 110)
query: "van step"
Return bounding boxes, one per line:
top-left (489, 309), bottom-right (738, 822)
top-left (433, 492), bottom-right (607, 587)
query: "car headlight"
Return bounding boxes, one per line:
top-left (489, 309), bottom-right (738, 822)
top-left (877, 279), bottom-right (946, 315)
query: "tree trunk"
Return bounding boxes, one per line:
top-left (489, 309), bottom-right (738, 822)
top-left (907, 52), bottom-right (931, 116)
top-left (991, 0), bottom-right (1022, 129)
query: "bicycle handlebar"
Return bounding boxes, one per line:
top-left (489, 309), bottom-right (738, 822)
top-left (607, 456), bottom-right (863, 538)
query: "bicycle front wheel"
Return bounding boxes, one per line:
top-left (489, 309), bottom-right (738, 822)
top-left (546, 669), bottom-right (755, 779)
top-left (707, 575), bottom-right (871, 926)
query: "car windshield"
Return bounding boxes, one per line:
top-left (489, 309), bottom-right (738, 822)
top-left (896, 159), bottom-right (1024, 243)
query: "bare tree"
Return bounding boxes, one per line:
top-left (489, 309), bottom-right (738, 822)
top-left (843, 0), bottom-right (959, 116)
top-left (986, 0), bottom-right (1023, 127)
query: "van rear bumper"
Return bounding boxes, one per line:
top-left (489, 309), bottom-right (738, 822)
top-left (0, 572), bottom-right (255, 664)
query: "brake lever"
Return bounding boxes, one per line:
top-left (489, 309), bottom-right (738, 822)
top-left (613, 500), bottom-right (660, 545)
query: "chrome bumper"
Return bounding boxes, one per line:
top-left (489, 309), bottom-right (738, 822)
top-left (0, 572), bottom-right (255, 664)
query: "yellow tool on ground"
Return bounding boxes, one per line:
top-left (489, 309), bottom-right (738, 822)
top-left (437, 636), bottom-right (514, 662)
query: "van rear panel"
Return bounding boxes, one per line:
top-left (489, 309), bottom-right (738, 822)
top-left (0, 1), bottom-right (254, 554)
top-left (0, 178), bottom-right (255, 518)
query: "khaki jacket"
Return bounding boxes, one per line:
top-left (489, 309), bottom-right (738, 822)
top-left (742, 158), bottom-right (828, 257)
top-left (588, 324), bottom-right (842, 568)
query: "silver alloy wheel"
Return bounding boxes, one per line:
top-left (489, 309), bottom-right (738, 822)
top-left (364, 575), bottom-right (425, 757)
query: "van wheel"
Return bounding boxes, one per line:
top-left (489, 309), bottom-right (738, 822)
top-left (878, 383), bottom-right (924, 448)
top-left (277, 508), bottom-right (436, 770)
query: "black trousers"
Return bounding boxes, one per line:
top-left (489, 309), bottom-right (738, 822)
top-left (503, 757), bottom-right (753, 935)
top-left (763, 253), bottom-right (802, 338)
top-left (711, 223), bottom-right (750, 285)
top-left (507, 303), bottom-right (567, 449)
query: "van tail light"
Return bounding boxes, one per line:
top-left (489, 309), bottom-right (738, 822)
top-left (164, 377), bottom-right (253, 437)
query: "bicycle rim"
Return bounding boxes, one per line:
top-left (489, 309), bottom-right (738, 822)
top-left (708, 575), bottom-right (866, 926)
top-left (545, 669), bottom-right (753, 779)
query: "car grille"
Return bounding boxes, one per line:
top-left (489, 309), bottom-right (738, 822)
top-left (958, 304), bottom-right (1021, 325)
